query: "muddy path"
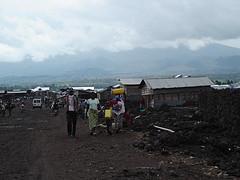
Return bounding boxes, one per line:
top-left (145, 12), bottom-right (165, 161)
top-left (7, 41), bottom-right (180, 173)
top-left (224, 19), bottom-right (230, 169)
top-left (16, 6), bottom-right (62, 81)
top-left (0, 104), bottom-right (236, 179)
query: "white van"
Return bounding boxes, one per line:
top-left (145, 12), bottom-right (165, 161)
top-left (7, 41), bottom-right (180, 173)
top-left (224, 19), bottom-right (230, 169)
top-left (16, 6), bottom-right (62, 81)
top-left (32, 98), bottom-right (42, 109)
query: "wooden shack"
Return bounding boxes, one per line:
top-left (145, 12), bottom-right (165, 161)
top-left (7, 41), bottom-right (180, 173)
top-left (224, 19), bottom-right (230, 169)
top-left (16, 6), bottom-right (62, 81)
top-left (0, 90), bottom-right (28, 102)
top-left (140, 77), bottom-right (214, 108)
top-left (98, 87), bottom-right (112, 102)
top-left (119, 79), bottom-right (142, 102)
top-left (72, 87), bottom-right (95, 99)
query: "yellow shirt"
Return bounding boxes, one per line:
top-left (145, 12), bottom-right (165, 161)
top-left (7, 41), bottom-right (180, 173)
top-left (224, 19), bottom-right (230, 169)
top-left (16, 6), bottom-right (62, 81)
top-left (105, 108), bottom-right (112, 118)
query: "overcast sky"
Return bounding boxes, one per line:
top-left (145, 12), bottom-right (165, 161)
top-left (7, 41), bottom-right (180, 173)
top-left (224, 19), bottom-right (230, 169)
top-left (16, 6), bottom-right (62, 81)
top-left (0, 0), bottom-right (240, 62)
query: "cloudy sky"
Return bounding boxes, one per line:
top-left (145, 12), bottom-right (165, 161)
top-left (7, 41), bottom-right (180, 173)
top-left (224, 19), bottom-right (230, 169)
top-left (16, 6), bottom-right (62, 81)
top-left (0, 0), bottom-right (240, 62)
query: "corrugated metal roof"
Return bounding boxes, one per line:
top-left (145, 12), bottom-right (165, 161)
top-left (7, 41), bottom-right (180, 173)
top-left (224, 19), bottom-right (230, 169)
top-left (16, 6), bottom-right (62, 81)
top-left (211, 85), bottom-right (231, 90)
top-left (7, 91), bottom-right (27, 94)
top-left (144, 77), bottom-right (214, 89)
top-left (120, 79), bottom-right (142, 85)
top-left (72, 87), bottom-right (95, 91)
top-left (31, 86), bottom-right (50, 92)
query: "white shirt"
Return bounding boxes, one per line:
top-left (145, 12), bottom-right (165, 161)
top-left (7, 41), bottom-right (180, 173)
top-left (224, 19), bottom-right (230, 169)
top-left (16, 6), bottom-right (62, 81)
top-left (87, 98), bottom-right (99, 110)
top-left (113, 100), bottom-right (125, 115)
top-left (68, 95), bottom-right (75, 111)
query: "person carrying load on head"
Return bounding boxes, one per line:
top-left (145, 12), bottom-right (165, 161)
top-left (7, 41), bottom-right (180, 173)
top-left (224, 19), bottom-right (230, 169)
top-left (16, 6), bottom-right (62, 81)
top-left (112, 97), bottom-right (125, 133)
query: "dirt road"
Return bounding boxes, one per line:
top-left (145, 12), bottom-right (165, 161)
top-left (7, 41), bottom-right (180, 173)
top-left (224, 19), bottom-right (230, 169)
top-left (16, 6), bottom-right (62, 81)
top-left (0, 105), bottom-right (234, 179)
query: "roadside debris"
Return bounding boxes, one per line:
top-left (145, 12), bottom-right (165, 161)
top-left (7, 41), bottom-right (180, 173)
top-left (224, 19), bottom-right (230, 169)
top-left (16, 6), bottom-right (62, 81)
top-left (153, 125), bottom-right (175, 133)
top-left (132, 95), bottom-right (240, 177)
top-left (134, 115), bottom-right (141, 120)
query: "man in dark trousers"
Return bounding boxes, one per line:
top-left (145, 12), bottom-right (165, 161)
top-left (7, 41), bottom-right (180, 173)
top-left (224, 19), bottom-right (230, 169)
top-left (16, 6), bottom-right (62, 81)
top-left (6, 100), bottom-right (13, 117)
top-left (66, 89), bottom-right (78, 137)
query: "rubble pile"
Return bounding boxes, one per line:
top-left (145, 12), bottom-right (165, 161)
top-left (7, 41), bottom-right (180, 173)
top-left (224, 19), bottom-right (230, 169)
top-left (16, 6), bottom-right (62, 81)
top-left (199, 89), bottom-right (240, 136)
top-left (113, 165), bottom-right (214, 180)
top-left (133, 90), bottom-right (240, 177)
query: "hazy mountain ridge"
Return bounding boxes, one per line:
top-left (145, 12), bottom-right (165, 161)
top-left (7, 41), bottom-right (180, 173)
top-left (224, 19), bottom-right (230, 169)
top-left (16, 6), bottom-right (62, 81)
top-left (0, 44), bottom-right (240, 86)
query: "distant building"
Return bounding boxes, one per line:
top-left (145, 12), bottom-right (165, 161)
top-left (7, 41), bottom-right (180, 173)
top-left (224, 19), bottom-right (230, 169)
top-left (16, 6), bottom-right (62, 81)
top-left (97, 87), bottom-right (112, 102)
top-left (76, 90), bottom-right (94, 99)
top-left (72, 87), bottom-right (95, 91)
top-left (140, 77), bottom-right (214, 108)
top-left (119, 78), bottom-right (143, 102)
top-left (97, 85), bottom-right (122, 102)
top-left (31, 86), bottom-right (50, 92)
top-left (68, 87), bottom-right (95, 99)
top-left (31, 86), bottom-right (51, 98)
top-left (211, 85), bottom-right (231, 90)
top-left (0, 90), bottom-right (28, 101)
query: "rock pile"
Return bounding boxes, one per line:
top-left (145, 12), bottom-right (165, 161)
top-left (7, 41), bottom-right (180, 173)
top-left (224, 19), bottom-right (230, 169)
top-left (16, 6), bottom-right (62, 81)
top-left (133, 104), bottom-right (240, 177)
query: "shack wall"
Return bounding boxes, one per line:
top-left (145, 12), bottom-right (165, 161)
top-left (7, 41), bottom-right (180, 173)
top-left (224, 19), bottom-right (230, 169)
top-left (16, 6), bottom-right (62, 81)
top-left (143, 86), bottom-right (212, 108)
top-left (124, 85), bottom-right (141, 102)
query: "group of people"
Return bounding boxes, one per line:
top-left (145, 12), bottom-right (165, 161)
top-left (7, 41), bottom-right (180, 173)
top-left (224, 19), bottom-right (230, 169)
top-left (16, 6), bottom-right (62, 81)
top-left (1, 90), bottom-right (126, 137)
top-left (104, 97), bottom-right (125, 135)
top-left (65, 89), bottom-right (125, 137)
top-left (0, 100), bottom-right (15, 117)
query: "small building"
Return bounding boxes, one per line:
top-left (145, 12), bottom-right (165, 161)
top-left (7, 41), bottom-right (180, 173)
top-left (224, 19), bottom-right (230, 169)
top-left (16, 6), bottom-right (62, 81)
top-left (7, 90), bottom-right (27, 96)
top-left (72, 87), bottom-right (95, 91)
top-left (31, 86), bottom-right (51, 97)
top-left (120, 78), bottom-right (143, 102)
top-left (0, 90), bottom-right (7, 96)
top-left (31, 86), bottom-right (50, 92)
top-left (76, 90), bottom-right (94, 99)
top-left (211, 84), bottom-right (231, 90)
top-left (97, 87), bottom-right (113, 102)
top-left (140, 77), bottom-right (214, 108)
top-left (0, 90), bottom-right (28, 101)
top-left (72, 87), bottom-right (95, 99)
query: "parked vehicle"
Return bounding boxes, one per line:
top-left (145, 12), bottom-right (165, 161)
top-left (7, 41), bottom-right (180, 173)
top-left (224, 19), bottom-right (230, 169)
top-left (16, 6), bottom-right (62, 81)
top-left (32, 98), bottom-right (42, 109)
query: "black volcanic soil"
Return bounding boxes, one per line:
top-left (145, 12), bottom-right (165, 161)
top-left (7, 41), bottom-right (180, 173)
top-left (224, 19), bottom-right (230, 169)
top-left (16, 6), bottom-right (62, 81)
top-left (0, 102), bottom-right (237, 179)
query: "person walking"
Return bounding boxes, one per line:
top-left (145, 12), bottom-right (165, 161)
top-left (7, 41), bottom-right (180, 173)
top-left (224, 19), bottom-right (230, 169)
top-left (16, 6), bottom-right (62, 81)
top-left (20, 101), bottom-right (25, 113)
top-left (66, 89), bottom-right (78, 137)
top-left (104, 101), bottom-right (113, 135)
top-left (87, 93), bottom-right (100, 136)
top-left (79, 99), bottom-right (86, 120)
top-left (112, 98), bottom-right (125, 133)
top-left (6, 100), bottom-right (13, 117)
top-left (52, 100), bottom-right (59, 116)
top-left (0, 102), bottom-right (6, 117)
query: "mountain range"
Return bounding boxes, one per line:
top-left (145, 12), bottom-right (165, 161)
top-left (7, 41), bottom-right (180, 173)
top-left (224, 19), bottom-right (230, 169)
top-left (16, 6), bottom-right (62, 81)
top-left (0, 43), bottom-right (240, 86)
